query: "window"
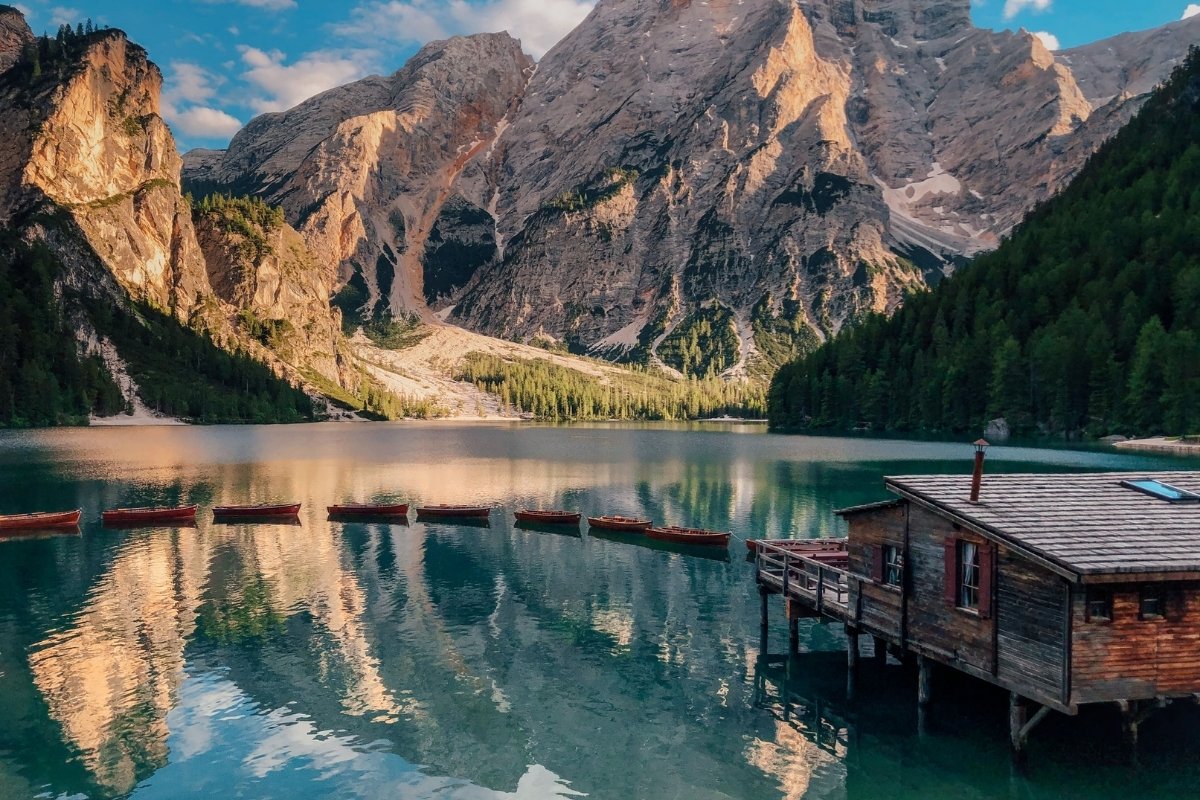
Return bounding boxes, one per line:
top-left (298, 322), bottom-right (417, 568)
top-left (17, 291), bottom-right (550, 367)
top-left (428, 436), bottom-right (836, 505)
top-left (883, 545), bottom-right (903, 587)
top-left (1085, 588), bottom-right (1112, 622)
top-left (1121, 479), bottom-right (1200, 504)
top-left (1140, 586), bottom-right (1166, 620)
top-left (959, 541), bottom-right (981, 610)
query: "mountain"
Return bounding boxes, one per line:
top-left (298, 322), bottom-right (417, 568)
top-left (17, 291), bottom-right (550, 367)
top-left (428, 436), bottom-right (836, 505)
top-left (184, 0), bottom-right (1200, 379)
top-left (0, 13), bottom-right (354, 423)
top-left (767, 47), bottom-right (1200, 438)
top-left (184, 33), bottom-right (534, 321)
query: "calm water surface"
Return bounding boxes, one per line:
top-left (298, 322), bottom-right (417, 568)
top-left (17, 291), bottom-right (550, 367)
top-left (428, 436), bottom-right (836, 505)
top-left (0, 423), bottom-right (1198, 800)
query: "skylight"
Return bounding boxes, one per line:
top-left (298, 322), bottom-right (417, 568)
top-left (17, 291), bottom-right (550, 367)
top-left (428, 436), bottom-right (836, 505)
top-left (1121, 479), bottom-right (1200, 504)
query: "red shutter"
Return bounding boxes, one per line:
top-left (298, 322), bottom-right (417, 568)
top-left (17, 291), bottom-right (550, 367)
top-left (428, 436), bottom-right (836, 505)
top-left (943, 537), bottom-right (958, 605)
top-left (978, 544), bottom-right (994, 619)
top-left (1166, 585), bottom-right (1186, 622)
top-left (872, 545), bottom-right (885, 583)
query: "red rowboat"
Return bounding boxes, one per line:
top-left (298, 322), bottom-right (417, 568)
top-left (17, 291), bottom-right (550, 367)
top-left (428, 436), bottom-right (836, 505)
top-left (587, 515), bottom-right (652, 532)
top-left (327, 503), bottom-right (409, 517)
top-left (647, 526), bottom-right (731, 547)
top-left (102, 505), bottom-right (198, 525)
top-left (745, 538), bottom-right (847, 555)
top-left (415, 505), bottom-right (492, 518)
top-left (0, 509), bottom-right (81, 531)
top-left (515, 510), bottom-right (581, 525)
top-left (213, 503), bottom-right (301, 519)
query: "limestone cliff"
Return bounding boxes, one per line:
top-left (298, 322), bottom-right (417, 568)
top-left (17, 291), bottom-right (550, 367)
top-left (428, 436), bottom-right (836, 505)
top-left (0, 14), bottom-right (352, 400)
top-left (185, 33), bottom-right (534, 321)
top-left (184, 0), bottom-right (1199, 375)
top-left (0, 5), bottom-right (32, 74)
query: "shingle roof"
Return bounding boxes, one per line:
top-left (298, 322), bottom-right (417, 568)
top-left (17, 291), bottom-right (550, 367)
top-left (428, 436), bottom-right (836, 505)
top-left (884, 472), bottom-right (1200, 578)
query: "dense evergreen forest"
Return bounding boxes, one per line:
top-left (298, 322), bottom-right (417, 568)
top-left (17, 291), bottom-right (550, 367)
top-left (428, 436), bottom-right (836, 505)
top-left (458, 353), bottom-right (765, 420)
top-left (87, 299), bottom-right (315, 424)
top-left (0, 237), bottom-right (125, 426)
top-left (768, 48), bottom-right (1200, 439)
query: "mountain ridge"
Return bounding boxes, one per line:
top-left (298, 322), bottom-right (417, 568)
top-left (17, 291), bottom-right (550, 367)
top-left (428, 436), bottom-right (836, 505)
top-left (184, 0), bottom-right (1200, 379)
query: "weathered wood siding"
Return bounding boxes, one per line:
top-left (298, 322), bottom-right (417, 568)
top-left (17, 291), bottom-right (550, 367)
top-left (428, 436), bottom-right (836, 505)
top-left (1071, 583), bottom-right (1200, 704)
top-left (996, 546), bottom-right (1068, 703)
top-left (846, 504), bottom-right (905, 641)
top-left (904, 506), bottom-right (994, 674)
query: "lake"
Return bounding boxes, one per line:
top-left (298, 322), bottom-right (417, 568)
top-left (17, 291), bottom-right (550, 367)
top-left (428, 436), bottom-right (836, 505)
top-left (0, 422), bottom-right (1198, 800)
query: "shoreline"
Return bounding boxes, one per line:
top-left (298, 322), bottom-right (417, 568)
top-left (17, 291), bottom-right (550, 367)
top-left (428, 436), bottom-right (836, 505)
top-left (1114, 437), bottom-right (1200, 456)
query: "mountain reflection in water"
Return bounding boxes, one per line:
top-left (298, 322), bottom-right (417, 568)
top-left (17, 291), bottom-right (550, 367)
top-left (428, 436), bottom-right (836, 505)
top-left (0, 422), bottom-right (1198, 799)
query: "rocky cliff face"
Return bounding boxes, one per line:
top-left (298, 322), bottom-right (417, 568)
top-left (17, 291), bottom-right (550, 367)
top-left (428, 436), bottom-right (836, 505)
top-left (185, 0), bottom-right (1200, 375)
top-left (185, 33), bottom-right (534, 321)
top-left (0, 14), bottom-right (352, 396)
top-left (0, 5), bottom-right (32, 73)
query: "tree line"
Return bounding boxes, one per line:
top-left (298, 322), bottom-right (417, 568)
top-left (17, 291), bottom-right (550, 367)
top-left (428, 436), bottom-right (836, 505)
top-left (457, 353), bottom-right (765, 420)
top-left (768, 48), bottom-right (1200, 439)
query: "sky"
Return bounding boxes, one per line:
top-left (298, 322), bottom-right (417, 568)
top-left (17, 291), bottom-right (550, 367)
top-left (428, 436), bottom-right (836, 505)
top-left (8, 0), bottom-right (1200, 151)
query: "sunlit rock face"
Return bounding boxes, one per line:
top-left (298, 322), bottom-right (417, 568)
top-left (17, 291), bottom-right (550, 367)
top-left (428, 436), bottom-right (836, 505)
top-left (0, 10), bottom-right (352, 391)
top-left (184, 32), bottom-right (535, 320)
top-left (185, 0), bottom-right (1199, 365)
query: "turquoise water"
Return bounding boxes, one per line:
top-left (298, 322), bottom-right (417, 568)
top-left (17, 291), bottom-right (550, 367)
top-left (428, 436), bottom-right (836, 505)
top-left (0, 423), bottom-right (1197, 799)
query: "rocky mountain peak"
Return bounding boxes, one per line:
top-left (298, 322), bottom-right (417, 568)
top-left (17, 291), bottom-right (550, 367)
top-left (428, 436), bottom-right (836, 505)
top-left (0, 4), bottom-right (33, 74)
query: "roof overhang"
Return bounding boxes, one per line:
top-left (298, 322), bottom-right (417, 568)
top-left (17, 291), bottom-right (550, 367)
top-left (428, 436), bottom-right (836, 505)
top-left (884, 478), bottom-right (1082, 583)
top-left (834, 499), bottom-right (904, 518)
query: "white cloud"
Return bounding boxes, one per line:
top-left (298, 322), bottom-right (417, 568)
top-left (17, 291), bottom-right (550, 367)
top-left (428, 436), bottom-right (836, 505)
top-left (169, 106), bottom-right (245, 138)
top-left (1033, 31), bottom-right (1060, 51)
top-left (162, 62), bottom-right (244, 139)
top-left (203, 0), bottom-right (297, 10)
top-left (1183, 4), bottom-right (1200, 19)
top-left (238, 46), bottom-right (376, 113)
top-left (49, 6), bottom-right (81, 27)
top-left (335, 0), bottom-right (597, 60)
top-left (1003, 0), bottom-right (1051, 20)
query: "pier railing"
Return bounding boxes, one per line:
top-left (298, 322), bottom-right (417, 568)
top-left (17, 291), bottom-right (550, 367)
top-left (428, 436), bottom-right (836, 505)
top-left (755, 542), bottom-right (853, 621)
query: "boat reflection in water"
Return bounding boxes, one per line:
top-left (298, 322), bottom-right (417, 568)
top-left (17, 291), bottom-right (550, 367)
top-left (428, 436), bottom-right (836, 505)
top-left (4, 423), bottom-right (1200, 799)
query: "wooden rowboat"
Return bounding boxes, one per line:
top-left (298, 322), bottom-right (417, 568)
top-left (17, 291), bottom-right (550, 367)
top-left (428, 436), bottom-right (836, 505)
top-left (0, 509), bottom-right (82, 530)
top-left (647, 526), bottom-right (731, 547)
top-left (745, 538), bottom-right (847, 555)
top-left (415, 505), bottom-right (492, 519)
top-left (327, 503), bottom-right (409, 517)
top-left (515, 510), bottom-right (581, 525)
top-left (102, 505), bottom-right (198, 525)
top-left (587, 515), bottom-right (652, 532)
top-left (213, 503), bottom-right (301, 519)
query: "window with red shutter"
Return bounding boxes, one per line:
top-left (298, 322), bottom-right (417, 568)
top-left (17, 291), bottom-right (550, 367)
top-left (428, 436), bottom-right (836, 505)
top-left (871, 545), bottom-right (885, 583)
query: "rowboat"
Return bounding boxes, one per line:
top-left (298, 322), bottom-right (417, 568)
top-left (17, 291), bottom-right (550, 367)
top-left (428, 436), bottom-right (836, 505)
top-left (515, 510), bottom-right (581, 525)
top-left (587, 515), bottom-right (652, 532)
top-left (212, 503), bottom-right (301, 519)
top-left (647, 526), bottom-right (731, 547)
top-left (745, 538), bottom-right (847, 555)
top-left (327, 503), bottom-right (410, 517)
top-left (415, 505), bottom-right (492, 518)
top-left (102, 505), bottom-right (198, 525)
top-left (0, 509), bottom-right (81, 530)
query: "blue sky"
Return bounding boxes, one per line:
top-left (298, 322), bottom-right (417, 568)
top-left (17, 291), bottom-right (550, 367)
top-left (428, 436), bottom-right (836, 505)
top-left (9, 0), bottom-right (1200, 151)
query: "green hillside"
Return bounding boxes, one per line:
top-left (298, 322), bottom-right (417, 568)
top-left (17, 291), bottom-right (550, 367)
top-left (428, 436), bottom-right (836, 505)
top-left (768, 48), bottom-right (1200, 439)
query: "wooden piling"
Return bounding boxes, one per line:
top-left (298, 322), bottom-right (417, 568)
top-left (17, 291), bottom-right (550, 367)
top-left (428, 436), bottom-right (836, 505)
top-left (872, 635), bottom-right (888, 665)
top-left (917, 655), bottom-right (932, 707)
top-left (846, 628), bottom-right (860, 700)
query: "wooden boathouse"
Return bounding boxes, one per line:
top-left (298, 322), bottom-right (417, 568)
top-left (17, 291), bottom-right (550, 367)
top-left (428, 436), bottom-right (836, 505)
top-left (754, 452), bottom-right (1200, 757)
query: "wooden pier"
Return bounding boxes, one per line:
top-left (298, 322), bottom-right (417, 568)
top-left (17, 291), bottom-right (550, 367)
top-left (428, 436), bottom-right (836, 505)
top-left (754, 464), bottom-right (1200, 762)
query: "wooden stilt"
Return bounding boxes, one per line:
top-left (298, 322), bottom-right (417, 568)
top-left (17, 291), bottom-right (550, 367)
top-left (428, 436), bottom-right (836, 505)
top-left (872, 635), bottom-right (888, 665)
top-left (846, 628), bottom-right (860, 700)
top-left (788, 614), bottom-right (800, 655)
top-left (1009, 692), bottom-right (1029, 763)
top-left (1120, 700), bottom-right (1141, 765)
top-left (917, 655), bottom-right (932, 706)
top-left (759, 584), bottom-right (770, 651)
